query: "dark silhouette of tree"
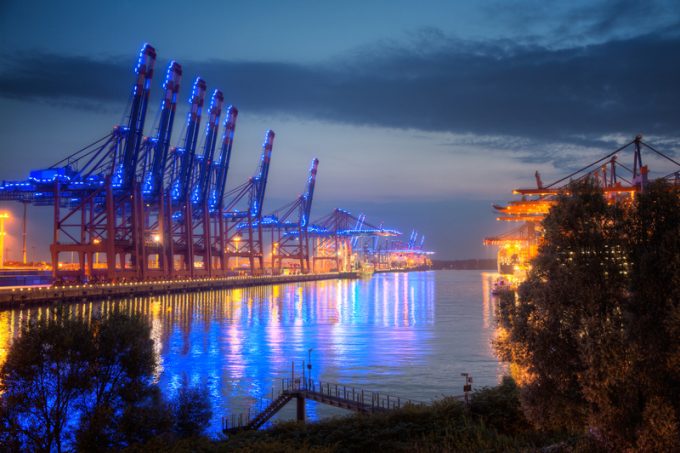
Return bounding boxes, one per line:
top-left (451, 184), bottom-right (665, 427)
top-left (0, 312), bottom-right (93, 453)
top-left (0, 310), bottom-right (160, 451)
top-left (495, 179), bottom-right (680, 450)
top-left (74, 312), bottom-right (156, 451)
top-left (172, 378), bottom-right (213, 438)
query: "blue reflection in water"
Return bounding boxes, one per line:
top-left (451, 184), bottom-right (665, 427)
top-left (0, 270), bottom-right (504, 434)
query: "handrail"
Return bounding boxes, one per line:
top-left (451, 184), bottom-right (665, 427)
top-left (223, 377), bottom-right (428, 433)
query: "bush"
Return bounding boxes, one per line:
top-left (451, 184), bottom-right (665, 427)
top-left (173, 380), bottom-right (213, 438)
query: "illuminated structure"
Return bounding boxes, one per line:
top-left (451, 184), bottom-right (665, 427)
top-left (258, 158), bottom-right (319, 274)
top-left (485, 135), bottom-right (680, 278)
top-left (0, 44), bottom-right (430, 282)
top-left (307, 209), bottom-right (406, 272)
top-left (0, 212), bottom-right (8, 268)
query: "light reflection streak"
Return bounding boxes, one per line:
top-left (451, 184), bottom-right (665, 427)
top-left (0, 271), bottom-right (507, 433)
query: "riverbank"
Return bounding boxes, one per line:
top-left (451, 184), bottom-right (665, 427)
top-left (374, 266), bottom-right (432, 274)
top-left (0, 272), bottom-right (358, 309)
top-left (129, 378), bottom-right (581, 452)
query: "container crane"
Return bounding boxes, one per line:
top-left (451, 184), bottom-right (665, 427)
top-left (309, 209), bottom-right (400, 272)
top-left (113, 44), bottom-right (157, 191)
top-left (223, 130), bottom-right (275, 274)
top-left (190, 90), bottom-right (224, 276)
top-left (268, 158), bottom-right (319, 274)
top-left (165, 77), bottom-right (207, 276)
top-left (206, 106), bottom-right (238, 273)
top-left (191, 90), bottom-right (224, 208)
top-left (142, 61), bottom-right (182, 200)
top-left (139, 61), bottom-right (182, 276)
top-left (169, 78), bottom-right (207, 204)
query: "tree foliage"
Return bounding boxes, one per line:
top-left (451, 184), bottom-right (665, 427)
top-left (495, 179), bottom-right (680, 450)
top-left (172, 378), bottom-right (213, 438)
top-left (0, 309), bottom-right (215, 451)
top-left (0, 313), bottom-right (93, 452)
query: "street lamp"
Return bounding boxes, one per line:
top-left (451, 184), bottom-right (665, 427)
top-left (234, 235), bottom-right (241, 271)
top-left (152, 234), bottom-right (161, 268)
top-left (93, 238), bottom-right (101, 266)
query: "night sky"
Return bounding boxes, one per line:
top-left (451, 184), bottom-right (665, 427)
top-left (0, 0), bottom-right (679, 260)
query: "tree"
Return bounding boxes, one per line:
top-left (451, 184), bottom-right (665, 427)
top-left (172, 378), bottom-right (213, 438)
top-left (0, 313), bottom-right (93, 452)
top-left (495, 179), bottom-right (680, 449)
top-left (0, 309), bottom-right (161, 452)
top-left (627, 181), bottom-right (680, 451)
top-left (74, 312), bottom-right (157, 451)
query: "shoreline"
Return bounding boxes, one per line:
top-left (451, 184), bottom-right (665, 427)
top-left (0, 272), bottom-right (359, 309)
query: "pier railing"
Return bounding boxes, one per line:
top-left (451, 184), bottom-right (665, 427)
top-left (222, 377), bottom-right (428, 433)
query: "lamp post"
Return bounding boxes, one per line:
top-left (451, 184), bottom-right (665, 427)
top-left (152, 234), bottom-right (161, 268)
top-left (234, 235), bottom-right (241, 271)
top-left (93, 238), bottom-right (101, 266)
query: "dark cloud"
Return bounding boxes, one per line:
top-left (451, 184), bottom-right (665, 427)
top-left (1, 30), bottom-right (679, 146)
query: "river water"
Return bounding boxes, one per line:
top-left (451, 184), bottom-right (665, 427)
top-left (0, 270), bottom-right (504, 434)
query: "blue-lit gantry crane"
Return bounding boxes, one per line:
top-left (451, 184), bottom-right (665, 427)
top-left (0, 44), bottom-right (432, 282)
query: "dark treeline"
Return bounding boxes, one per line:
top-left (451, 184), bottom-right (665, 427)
top-left (0, 310), bottom-right (212, 452)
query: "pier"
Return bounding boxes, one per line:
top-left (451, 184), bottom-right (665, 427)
top-left (223, 377), bottom-right (440, 434)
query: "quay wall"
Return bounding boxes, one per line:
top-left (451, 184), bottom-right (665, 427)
top-left (0, 272), bottom-right (358, 309)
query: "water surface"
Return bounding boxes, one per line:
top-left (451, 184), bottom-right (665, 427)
top-left (0, 270), bottom-right (504, 433)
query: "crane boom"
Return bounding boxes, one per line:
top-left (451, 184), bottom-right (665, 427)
top-left (301, 158), bottom-right (319, 228)
top-left (210, 105), bottom-right (238, 212)
top-left (408, 230), bottom-right (417, 249)
top-left (171, 77), bottom-right (206, 203)
top-left (192, 89), bottom-right (223, 206)
top-left (115, 43), bottom-right (156, 190)
top-left (249, 130), bottom-right (275, 218)
top-left (144, 60), bottom-right (182, 199)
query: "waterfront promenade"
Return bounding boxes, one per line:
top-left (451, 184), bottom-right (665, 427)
top-left (0, 272), bottom-right (358, 308)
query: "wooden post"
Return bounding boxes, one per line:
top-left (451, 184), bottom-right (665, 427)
top-left (296, 395), bottom-right (305, 422)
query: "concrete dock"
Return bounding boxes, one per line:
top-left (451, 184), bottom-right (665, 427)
top-left (0, 272), bottom-right (358, 309)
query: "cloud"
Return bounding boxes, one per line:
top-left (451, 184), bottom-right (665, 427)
top-left (483, 0), bottom-right (680, 47)
top-left (1, 30), bottom-right (679, 149)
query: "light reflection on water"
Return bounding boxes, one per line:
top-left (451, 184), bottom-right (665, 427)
top-left (0, 270), bottom-right (504, 433)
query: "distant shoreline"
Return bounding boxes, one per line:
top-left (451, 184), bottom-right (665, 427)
top-left (431, 259), bottom-right (497, 270)
top-left (0, 272), bottom-right (359, 309)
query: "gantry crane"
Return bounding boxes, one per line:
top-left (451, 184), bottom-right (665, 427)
top-left (0, 43), bottom-right (433, 281)
top-left (262, 158), bottom-right (319, 274)
top-left (222, 130), bottom-right (275, 275)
